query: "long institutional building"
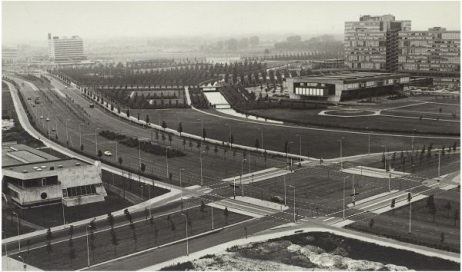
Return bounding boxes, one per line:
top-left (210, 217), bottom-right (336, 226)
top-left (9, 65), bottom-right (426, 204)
top-left (345, 15), bottom-right (460, 88)
top-left (48, 33), bottom-right (86, 64)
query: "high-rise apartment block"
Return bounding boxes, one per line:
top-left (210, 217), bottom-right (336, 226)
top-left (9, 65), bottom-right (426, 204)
top-left (345, 15), bottom-right (460, 88)
top-left (345, 15), bottom-right (411, 72)
top-left (48, 33), bottom-right (86, 63)
top-left (398, 27), bottom-right (460, 86)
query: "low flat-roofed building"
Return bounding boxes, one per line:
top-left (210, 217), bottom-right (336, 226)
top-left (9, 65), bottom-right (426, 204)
top-left (283, 71), bottom-right (410, 102)
top-left (2, 144), bottom-right (106, 208)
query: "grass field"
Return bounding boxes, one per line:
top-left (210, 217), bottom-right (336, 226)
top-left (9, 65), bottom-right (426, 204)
top-left (10, 206), bottom-right (250, 270)
top-left (346, 189), bottom-right (460, 253)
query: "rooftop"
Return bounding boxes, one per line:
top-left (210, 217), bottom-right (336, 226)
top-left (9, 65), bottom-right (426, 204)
top-left (295, 71), bottom-right (407, 82)
top-left (2, 144), bottom-right (60, 167)
top-left (3, 158), bottom-right (88, 174)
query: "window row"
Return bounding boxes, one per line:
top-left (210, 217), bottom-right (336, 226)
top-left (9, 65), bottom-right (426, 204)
top-left (63, 184), bottom-right (97, 197)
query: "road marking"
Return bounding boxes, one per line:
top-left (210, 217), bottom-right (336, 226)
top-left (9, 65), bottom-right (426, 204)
top-left (323, 217), bottom-right (335, 222)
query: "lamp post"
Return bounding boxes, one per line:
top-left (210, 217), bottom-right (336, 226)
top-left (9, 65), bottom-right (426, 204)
top-left (61, 197), bottom-right (66, 225)
top-left (211, 206), bottom-right (214, 230)
top-left (180, 168), bottom-right (185, 202)
top-left (165, 146), bottom-right (171, 178)
top-left (18, 255), bottom-right (25, 271)
top-left (388, 173), bottom-right (391, 192)
top-left (382, 145), bottom-right (387, 172)
top-left (226, 124), bottom-right (232, 145)
top-left (258, 127), bottom-right (264, 149)
top-left (200, 151), bottom-right (205, 186)
top-left (339, 137), bottom-right (344, 170)
top-left (366, 127), bottom-right (370, 155)
top-left (13, 212), bottom-right (20, 252)
top-left (46, 118), bottom-right (50, 136)
top-left (438, 149), bottom-right (441, 179)
top-left (65, 119), bottom-right (70, 144)
top-left (296, 134), bottom-right (302, 163)
top-left (412, 129), bottom-right (416, 152)
top-left (198, 118), bottom-right (204, 139)
top-left (94, 128), bottom-right (99, 154)
top-left (181, 213), bottom-right (189, 256)
top-left (289, 185), bottom-right (296, 222)
top-left (138, 139), bottom-right (141, 166)
top-left (85, 225), bottom-right (91, 267)
top-left (241, 159), bottom-right (246, 197)
top-left (79, 123), bottom-right (84, 148)
top-left (284, 174), bottom-right (287, 206)
top-left (343, 176), bottom-right (350, 219)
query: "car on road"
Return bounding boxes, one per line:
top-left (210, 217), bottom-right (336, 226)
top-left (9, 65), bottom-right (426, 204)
top-left (270, 196), bottom-right (284, 204)
top-left (104, 151), bottom-right (112, 156)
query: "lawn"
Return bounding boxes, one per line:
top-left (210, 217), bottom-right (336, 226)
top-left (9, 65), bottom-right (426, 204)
top-left (10, 206), bottom-right (251, 271)
top-left (246, 108), bottom-right (459, 135)
top-left (346, 189), bottom-right (461, 253)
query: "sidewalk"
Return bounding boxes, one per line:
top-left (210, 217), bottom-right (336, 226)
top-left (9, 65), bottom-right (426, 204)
top-left (2, 256), bottom-right (41, 271)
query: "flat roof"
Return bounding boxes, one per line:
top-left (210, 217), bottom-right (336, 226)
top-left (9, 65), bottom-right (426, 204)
top-left (2, 144), bottom-right (60, 167)
top-left (3, 158), bottom-right (88, 174)
top-left (293, 72), bottom-right (409, 82)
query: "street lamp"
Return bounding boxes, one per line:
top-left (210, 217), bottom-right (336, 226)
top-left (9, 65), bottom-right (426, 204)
top-left (13, 212), bottom-right (20, 252)
top-left (18, 255), bottom-right (25, 271)
top-left (65, 119), bottom-right (70, 144)
top-left (284, 174), bottom-right (287, 206)
top-left (225, 124), bottom-right (232, 145)
top-left (165, 146), bottom-right (171, 178)
top-left (181, 213), bottom-right (189, 256)
top-left (412, 129), bottom-right (416, 152)
top-left (339, 137), bottom-right (344, 170)
top-left (296, 134), bottom-right (302, 163)
top-left (343, 176), bottom-right (350, 219)
top-left (365, 127), bottom-right (370, 155)
top-left (241, 159), bottom-right (246, 197)
top-left (197, 118), bottom-right (204, 139)
top-left (94, 128), bottom-right (100, 154)
top-left (46, 118), bottom-right (50, 136)
top-left (438, 149), bottom-right (441, 179)
top-left (289, 185), bottom-right (296, 222)
top-left (180, 168), bottom-right (185, 201)
top-left (258, 127), bottom-right (264, 149)
top-left (61, 197), bottom-right (66, 225)
top-left (79, 123), bottom-right (84, 148)
top-left (382, 145), bottom-right (387, 172)
top-left (85, 225), bottom-right (92, 267)
top-left (199, 151), bottom-right (205, 186)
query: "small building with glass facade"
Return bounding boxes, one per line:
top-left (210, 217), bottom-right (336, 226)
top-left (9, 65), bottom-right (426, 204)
top-left (2, 144), bottom-right (106, 208)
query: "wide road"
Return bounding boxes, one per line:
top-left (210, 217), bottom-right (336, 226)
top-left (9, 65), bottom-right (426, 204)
top-left (89, 216), bottom-right (281, 270)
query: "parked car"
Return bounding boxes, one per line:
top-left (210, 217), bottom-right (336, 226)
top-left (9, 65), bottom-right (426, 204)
top-left (270, 196), bottom-right (284, 204)
top-left (104, 151), bottom-right (112, 156)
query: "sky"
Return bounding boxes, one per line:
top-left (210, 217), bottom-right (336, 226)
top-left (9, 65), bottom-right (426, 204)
top-left (2, 1), bottom-right (461, 46)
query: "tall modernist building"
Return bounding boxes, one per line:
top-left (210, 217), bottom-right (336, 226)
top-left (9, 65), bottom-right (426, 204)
top-left (345, 15), bottom-right (460, 88)
top-left (48, 33), bottom-right (86, 63)
top-left (344, 15), bottom-right (411, 72)
top-left (398, 27), bottom-right (460, 87)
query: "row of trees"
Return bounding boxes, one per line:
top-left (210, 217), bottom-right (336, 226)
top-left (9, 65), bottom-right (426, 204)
top-left (99, 129), bottom-right (185, 158)
top-left (52, 61), bottom-right (266, 88)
